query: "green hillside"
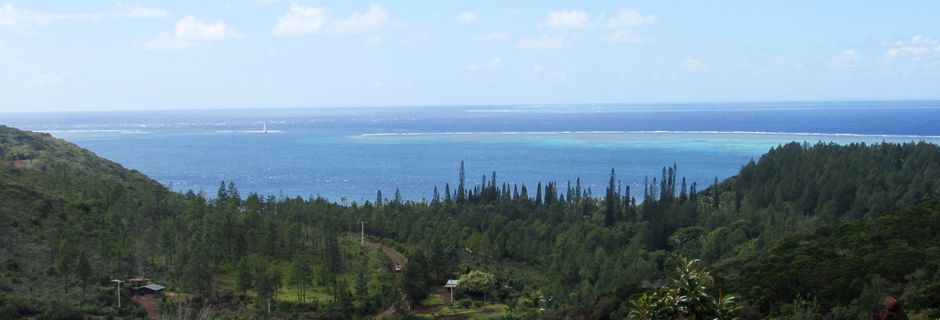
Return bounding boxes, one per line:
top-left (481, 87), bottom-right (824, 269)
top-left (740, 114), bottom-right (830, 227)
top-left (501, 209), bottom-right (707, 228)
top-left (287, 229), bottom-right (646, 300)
top-left (2, 125), bottom-right (940, 319)
top-left (0, 125), bottom-right (175, 318)
top-left (726, 199), bottom-right (940, 318)
top-left (0, 125), bottom-right (395, 319)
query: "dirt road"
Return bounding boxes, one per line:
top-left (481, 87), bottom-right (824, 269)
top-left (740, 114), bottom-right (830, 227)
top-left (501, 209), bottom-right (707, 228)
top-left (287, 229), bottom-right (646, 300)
top-left (363, 238), bottom-right (406, 268)
top-left (363, 238), bottom-right (406, 320)
top-left (131, 296), bottom-right (161, 319)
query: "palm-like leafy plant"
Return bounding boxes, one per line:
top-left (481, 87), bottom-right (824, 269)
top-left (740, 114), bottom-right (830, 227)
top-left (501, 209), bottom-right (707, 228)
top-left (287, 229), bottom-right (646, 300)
top-left (628, 258), bottom-right (741, 320)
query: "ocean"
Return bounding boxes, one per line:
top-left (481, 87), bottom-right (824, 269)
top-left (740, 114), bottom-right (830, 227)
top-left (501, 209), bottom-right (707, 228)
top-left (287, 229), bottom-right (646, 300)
top-left (4, 101), bottom-right (940, 202)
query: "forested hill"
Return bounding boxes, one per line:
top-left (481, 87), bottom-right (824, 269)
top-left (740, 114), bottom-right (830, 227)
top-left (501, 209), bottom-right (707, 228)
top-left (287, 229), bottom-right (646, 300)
top-left (692, 141), bottom-right (940, 267)
top-left (0, 125), bottom-right (167, 190)
top-left (0, 125), bottom-right (173, 222)
top-left (2, 125), bottom-right (940, 319)
top-left (726, 141), bottom-right (940, 219)
top-left (0, 125), bottom-right (392, 319)
top-left (344, 141), bottom-right (940, 319)
top-left (0, 125), bottom-right (174, 317)
top-left (728, 199), bottom-right (940, 318)
top-left (0, 125), bottom-right (173, 237)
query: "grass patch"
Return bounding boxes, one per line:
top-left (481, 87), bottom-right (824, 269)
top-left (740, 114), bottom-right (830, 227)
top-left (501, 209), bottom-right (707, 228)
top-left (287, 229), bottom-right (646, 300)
top-left (435, 302), bottom-right (508, 319)
top-left (420, 293), bottom-right (445, 307)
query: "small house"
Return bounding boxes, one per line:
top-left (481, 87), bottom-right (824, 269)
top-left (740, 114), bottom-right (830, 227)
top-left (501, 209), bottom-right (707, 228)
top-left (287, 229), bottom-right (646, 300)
top-left (139, 284), bottom-right (166, 297)
top-left (127, 277), bottom-right (149, 287)
top-left (445, 279), bottom-right (460, 304)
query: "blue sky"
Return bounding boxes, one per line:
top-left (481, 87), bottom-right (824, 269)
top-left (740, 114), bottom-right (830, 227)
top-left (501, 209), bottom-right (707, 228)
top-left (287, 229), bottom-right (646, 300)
top-left (1, 1), bottom-right (939, 112)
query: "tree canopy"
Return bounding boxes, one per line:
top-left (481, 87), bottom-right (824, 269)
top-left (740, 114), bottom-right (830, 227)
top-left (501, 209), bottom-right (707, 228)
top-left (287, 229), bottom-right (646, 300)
top-left (3, 125), bottom-right (940, 319)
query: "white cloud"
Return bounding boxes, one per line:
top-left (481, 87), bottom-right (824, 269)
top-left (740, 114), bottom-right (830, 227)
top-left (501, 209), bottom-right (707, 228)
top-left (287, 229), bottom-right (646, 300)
top-left (884, 36), bottom-right (940, 62)
top-left (829, 49), bottom-right (863, 69)
top-left (174, 16), bottom-right (238, 40)
top-left (456, 11), bottom-right (475, 23)
top-left (518, 34), bottom-right (569, 49)
top-left (273, 4), bottom-right (327, 36)
top-left (125, 6), bottom-right (167, 19)
top-left (30, 72), bottom-right (66, 86)
top-left (273, 3), bottom-right (389, 37)
top-left (881, 36), bottom-right (940, 74)
top-left (525, 8), bottom-right (654, 47)
top-left (332, 5), bottom-right (389, 35)
top-left (605, 9), bottom-right (656, 28)
top-left (0, 3), bottom-right (165, 30)
top-left (539, 10), bottom-right (591, 29)
top-left (681, 56), bottom-right (708, 73)
top-left (144, 16), bottom-right (239, 50)
top-left (603, 9), bottom-right (655, 44)
top-left (0, 4), bottom-right (37, 29)
top-left (474, 32), bottom-right (509, 41)
top-left (467, 57), bottom-right (502, 71)
top-left (603, 29), bottom-right (652, 44)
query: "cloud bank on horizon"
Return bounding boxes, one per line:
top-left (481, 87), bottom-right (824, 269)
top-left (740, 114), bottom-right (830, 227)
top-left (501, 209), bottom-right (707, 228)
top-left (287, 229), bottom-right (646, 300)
top-left (0, 1), bottom-right (938, 111)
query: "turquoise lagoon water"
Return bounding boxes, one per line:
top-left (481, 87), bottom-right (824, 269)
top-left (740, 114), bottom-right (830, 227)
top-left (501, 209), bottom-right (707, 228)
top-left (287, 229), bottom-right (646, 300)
top-left (3, 101), bottom-right (940, 201)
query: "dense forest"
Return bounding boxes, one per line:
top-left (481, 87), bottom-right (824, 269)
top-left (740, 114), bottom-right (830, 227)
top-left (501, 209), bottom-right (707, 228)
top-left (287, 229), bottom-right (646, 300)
top-left (1, 125), bottom-right (939, 319)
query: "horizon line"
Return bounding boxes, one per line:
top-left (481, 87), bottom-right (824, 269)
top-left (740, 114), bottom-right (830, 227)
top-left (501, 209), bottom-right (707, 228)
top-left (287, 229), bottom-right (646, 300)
top-left (2, 98), bottom-right (940, 114)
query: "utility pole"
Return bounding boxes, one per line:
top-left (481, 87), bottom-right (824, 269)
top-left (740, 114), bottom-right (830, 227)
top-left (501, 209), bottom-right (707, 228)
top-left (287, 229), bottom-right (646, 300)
top-left (111, 279), bottom-right (124, 309)
top-left (360, 220), bottom-right (366, 246)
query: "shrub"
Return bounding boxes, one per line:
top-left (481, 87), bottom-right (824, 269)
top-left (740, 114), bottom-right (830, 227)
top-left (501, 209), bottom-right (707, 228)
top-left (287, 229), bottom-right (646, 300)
top-left (36, 304), bottom-right (82, 320)
top-left (627, 258), bottom-right (740, 320)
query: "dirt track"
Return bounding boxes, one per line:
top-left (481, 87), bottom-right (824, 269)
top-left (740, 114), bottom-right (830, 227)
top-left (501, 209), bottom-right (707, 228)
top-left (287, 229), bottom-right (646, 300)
top-left (363, 238), bottom-right (406, 320)
top-left (363, 239), bottom-right (407, 269)
top-left (131, 296), bottom-right (161, 319)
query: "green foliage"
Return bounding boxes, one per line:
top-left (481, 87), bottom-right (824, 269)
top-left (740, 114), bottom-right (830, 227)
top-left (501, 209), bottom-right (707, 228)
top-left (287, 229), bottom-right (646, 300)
top-left (400, 249), bottom-right (430, 305)
top-left (458, 271), bottom-right (496, 295)
top-left (771, 296), bottom-right (822, 320)
top-left (289, 254), bottom-right (313, 303)
top-left (252, 267), bottom-right (270, 298)
top-left (5, 125), bottom-right (940, 319)
top-left (730, 141), bottom-right (940, 219)
top-left (35, 304), bottom-right (82, 320)
top-left (727, 199), bottom-right (940, 318)
top-left (74, 251), bottom-right (92, 293)
top-left (0, 125), bottom-right (392, 317)
top-left (235, 256), bottom-right (253, 295)
top-left (627, 258), bottom-right (740, 320)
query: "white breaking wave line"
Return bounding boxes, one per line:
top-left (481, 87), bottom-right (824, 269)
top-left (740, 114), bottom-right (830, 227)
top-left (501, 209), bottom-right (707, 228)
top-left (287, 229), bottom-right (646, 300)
top-left (215, 130), bottom-right (284, 134)
top-left (358, 130), bottom-right (940, 139)
top-left (40, 129), bottom-right (152, 134)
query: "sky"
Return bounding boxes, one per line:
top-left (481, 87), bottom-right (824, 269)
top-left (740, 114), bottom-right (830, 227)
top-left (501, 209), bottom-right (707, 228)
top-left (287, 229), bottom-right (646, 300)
top-left (0, 1), bottom-right (939, 112)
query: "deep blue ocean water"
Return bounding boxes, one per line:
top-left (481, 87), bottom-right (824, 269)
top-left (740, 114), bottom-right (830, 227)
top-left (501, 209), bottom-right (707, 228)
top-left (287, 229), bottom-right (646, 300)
top-left (3, 101), bottom-right (940, 202)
